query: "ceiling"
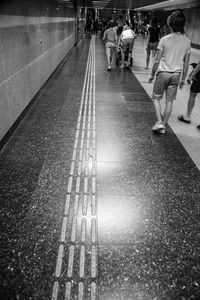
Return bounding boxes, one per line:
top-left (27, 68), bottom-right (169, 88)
top-left (76, 0), bottom-right (169, 10)
top-left (73, 0), bottom-right (200, 10)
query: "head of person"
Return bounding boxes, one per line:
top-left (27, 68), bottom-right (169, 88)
top-left (151, 17), bottom-right (158, 27)
top-left (109, 20), bottom-right (115, 28)
top-left (167, 10), bottom-right (185, 34)
top-left (123, 20), bottom-right (130, 30)
top-left (119, 15), bottom-right (123, 20)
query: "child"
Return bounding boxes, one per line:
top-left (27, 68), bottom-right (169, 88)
top-left (178, 61), bottom-right (200, 129)
top-left (149, 10), bottom-right (191, 134)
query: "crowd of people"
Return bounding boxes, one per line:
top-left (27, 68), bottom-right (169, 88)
top-left (84, 11), bottom-right (200, 134)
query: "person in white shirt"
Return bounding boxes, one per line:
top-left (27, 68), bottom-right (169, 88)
top-left (120, 21), bottom-right (136, 68)
top-left (103, 20), bottom-right (117, 71)
top-left (149, 10), bottom-right (191, 134)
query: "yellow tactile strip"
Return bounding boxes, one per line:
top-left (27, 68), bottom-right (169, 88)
top-left (52, 36), bottom-right (97, 300)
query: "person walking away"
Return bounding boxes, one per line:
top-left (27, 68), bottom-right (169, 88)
top-left (145, 17), bottom-right (160, 69)
top-left (103, 20), bottom-right (117, 71)
top-left (149, 10), bottom-right (191, 134)
top-left (117, 15), bottom-right (125, 36)
top-left (93, 19), bottom-right (98, 36)
top-left (120, 21), bottom-right (136, 68)
top-left (178, 61), bottom-right (200, 129)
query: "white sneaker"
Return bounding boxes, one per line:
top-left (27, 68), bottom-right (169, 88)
top-left (152, 122), bottom-right (165, 132)
top-left (159, 128), bottom-right (166, 134)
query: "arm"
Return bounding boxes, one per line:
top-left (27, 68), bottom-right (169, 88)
top-left (179, 50), bottom-right (191, 88)
top-left (114, 32), bottom-right (118, 44)
top-left (149, 49), bottom-right (163, 82)
top-left (103, 30), bottom-right (107, 42)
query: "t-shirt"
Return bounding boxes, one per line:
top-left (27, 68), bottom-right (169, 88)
top-left (148, 26), bottom-right (160, 43)
top-left (103, 28), bottom-right (117, 42)
top-left (121, 28), bottom-right (135, 40)
top-left (157, 33), bottom-right (191, 73)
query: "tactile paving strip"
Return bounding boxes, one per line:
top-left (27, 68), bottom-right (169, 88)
top-left (52, 36), bottom-right (97, 300)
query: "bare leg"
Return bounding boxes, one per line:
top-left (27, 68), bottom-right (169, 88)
top-left (145, 50), bottom-right (150, 69)
top-left (186, 91), bottom-right (197, 119)
top-left (127, 51), bottom-right (132, 65)
top-left (121, 51), bottom-right (125, 67)
top-left (106, 46), bottom-right (111, 68)
top-left (153, 99), bottom-right (162, 123)
top-left (163, 99), bottom-right (173, 126)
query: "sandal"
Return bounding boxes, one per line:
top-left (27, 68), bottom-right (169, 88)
top-left (178, 115), bottom-right (191, 124)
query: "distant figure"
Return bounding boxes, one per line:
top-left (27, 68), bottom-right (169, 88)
top-left (145, 17), bottom-right (160, 69)
top-left (120, 21), bottom-right (136, 68)
top-left (149, 10), bottom-right (191, 134)
top-left (98, 19), bottom-right (104, 38)
top-left (85, 17), bottom-right (93, 36)
top-left (93, 19), bottom-right (98, 35)
top-left (103, 20), bottom-right (117, 71)
top-left (117, 15), bottom-right (125, 36)
top-left (178, 61), bottom-right (200, 129)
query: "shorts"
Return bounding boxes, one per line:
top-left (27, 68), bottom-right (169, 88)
top-left (122, 38), bottom-right (134, 53)
top-left (152, 72), bottom-right (181, 101)
top-left (190, 77), bottom-right (200, 93)
top-left (147, 42), bottom-right (158, 51)
top-left (105, 42), bottom-right (116, 57)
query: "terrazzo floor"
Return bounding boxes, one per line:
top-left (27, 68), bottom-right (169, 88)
top-left (0, 35), bottom-right (200, 300)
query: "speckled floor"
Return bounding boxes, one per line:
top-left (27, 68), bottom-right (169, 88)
top-left (0, 36), bottom-right (200, 300)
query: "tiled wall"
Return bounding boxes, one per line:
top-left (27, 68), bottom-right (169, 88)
top-left (0, 0), bottom-right (76, 141)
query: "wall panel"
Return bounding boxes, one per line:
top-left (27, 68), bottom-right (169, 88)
top-left (0, 0), bottom-right (76, 142)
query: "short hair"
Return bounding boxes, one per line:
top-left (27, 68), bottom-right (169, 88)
top-left (167, 10), bottom-right (185, 34)
top-left (109, 20), bottom-right (115, 27)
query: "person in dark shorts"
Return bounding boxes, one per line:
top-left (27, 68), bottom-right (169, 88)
top-left (178, 61), bottom-right (200, 129)
top-left (145, 17), bottom-right (160, 69)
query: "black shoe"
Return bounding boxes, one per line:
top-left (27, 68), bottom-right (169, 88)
top-left (197, 125), bottom-right (200, 130)
top-left (178, 115), bottom-right (191, 124)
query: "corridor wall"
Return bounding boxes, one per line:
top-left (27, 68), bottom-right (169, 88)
top-left (0, 0), bottom-right (76, 142)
